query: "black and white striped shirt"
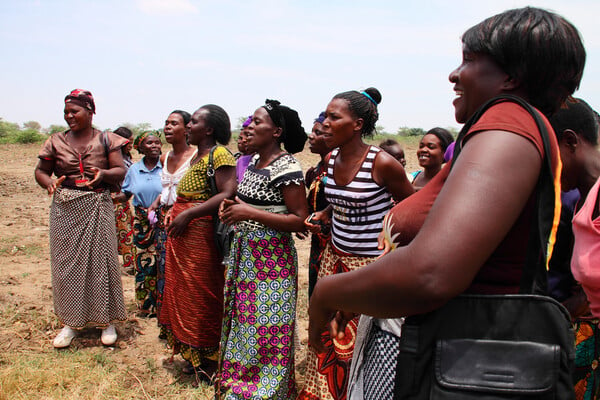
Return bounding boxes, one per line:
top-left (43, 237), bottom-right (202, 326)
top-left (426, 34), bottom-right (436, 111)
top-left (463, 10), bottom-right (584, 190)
top-left (325, 146), bottom-right (393, 256)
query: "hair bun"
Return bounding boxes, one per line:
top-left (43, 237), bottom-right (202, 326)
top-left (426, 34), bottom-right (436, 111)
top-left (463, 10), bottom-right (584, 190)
top-left (363, 87), bottom-right (382, 105)
top-left (279, 105), bottom-right (307, 154)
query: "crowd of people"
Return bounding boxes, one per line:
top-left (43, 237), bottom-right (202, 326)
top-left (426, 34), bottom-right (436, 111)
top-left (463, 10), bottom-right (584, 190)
top-left (34, 6), bottom-right (600, 400)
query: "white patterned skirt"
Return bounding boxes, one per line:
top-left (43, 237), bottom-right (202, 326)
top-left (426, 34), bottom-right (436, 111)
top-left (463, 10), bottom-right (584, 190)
top-left (50, 187), bottom-right (127, 328)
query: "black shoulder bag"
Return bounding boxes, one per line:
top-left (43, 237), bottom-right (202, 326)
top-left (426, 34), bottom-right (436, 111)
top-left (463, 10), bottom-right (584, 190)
top-left (393, 95), bottom-right (575, 399)
top-left (207, 146), bottom-right (235, 259)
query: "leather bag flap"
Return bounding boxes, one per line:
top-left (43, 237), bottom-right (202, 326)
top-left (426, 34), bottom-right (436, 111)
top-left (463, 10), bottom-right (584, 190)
top-left (435, 339), bottom-right (559, 394)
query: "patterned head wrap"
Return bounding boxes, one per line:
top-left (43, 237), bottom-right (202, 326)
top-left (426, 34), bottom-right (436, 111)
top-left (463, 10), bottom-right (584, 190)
top-left (64, 89), bottom-right (95, 114)
top-left (133, 131), bottom-right (161, 150)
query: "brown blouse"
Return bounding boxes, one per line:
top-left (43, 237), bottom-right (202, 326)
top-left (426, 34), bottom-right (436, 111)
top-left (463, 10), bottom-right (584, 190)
top-left (39, 129), bottom-right (127, 188)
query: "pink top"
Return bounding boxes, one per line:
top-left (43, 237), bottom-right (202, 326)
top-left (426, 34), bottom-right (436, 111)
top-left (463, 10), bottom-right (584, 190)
top-left (571, 176), bottom-right (600, 319)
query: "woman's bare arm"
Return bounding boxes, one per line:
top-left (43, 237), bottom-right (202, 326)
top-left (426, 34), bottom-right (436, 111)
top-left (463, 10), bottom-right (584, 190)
top-left (309, 130), bottom-right (542, 350)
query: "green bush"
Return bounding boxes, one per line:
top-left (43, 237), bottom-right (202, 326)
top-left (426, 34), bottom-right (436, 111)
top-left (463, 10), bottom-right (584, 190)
top-left (15, 129), bottom-right (46, 144)
top-left (0, 128), bottom-right (46, 144)
top-left (0, 120), bottom-right (20, 138)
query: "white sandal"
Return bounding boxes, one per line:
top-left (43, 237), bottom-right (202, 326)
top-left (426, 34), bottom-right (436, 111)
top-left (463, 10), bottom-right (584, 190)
top-left (53, 326), bottom-right (76, 348)
top-left (101, 325), bottom-right (117, 346)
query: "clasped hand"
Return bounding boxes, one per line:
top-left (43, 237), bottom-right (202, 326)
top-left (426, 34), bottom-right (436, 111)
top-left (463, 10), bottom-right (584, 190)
top-left (219, 197), bottom-right (252, 225)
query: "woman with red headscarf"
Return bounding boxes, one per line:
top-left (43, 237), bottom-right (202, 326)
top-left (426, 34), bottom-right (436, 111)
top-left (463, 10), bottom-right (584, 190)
top-left (35, 89), bottom-right (128, 348)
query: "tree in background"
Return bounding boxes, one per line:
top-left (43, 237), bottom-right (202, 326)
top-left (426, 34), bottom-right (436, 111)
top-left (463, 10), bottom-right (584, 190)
top-left (119, 122), bottom-right (154, 136)
top-left (397, 126), bottom-right (426, 137)
top-left (0, 117), bottom-right (45, 144)
top-left (23, 121), bottom-right (42, 131)
top-left (0, 118), bottom-right (20, 138)
top-left (47, 124), bottom-right (68, 134)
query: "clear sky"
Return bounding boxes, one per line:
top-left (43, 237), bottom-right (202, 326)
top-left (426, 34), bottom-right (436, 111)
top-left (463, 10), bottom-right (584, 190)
top-left (1, 0), bottom-right (599, 133)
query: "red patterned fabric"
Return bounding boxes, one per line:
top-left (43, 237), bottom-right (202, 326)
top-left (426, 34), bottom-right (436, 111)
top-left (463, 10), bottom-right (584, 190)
top-left (158, 199), bottom-right (224, 365)
top-left (299, 243), bottom-right (376, 400)
top-left (114, 201), bottom-right (134, 271)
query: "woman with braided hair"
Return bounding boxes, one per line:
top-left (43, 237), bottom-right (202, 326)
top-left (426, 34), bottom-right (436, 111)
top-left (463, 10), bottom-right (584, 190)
top-left (217, 99), bottom-right (308, 399)
top-left (299, 87), bottom-right (414, 400)
top-left (308, 7), bottom-right (585, 400)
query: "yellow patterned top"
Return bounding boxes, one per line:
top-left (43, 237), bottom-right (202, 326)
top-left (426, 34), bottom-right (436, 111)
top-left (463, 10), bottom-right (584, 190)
top-left (176, 146), bottom-right (236, 200)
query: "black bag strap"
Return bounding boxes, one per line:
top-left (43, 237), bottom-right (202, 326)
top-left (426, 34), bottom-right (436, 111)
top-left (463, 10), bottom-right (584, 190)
top-left (207, 145), bottom-right (236, 198)
top-left (207, 145), bottom-right (218, 197)
top-left (395, 96), bottom-right (563, 399)
top-left (450, 94), bottom-right (560, 295)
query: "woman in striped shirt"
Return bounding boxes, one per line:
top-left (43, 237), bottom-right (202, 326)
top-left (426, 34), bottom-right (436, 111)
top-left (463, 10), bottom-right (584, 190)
top-left (299, 87), bottom-right (414, 400)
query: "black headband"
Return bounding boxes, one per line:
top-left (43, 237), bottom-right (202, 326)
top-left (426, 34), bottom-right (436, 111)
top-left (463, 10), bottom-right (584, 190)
top-left (262, 99), bottom-right (284, 128)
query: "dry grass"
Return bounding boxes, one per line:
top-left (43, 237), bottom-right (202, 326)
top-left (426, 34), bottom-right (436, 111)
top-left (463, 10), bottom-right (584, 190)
top-left (0, 138), bottom-right (420, 399)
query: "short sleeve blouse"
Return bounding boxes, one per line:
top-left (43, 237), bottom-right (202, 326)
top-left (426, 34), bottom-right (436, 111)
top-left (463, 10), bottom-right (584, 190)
top-left (237, 153), bottom-right (304, 212)
top-left (176, 146), bottom-right (236, 200)
top-left (38, 129), bottom-right (127, 186)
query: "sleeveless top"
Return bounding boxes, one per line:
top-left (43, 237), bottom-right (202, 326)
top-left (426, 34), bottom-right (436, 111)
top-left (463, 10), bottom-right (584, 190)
top-left (325, 146), bottom-right (393, 256)
top-left (571, 176), bottom-right (600, 319)
top-left (382, 102), bottom-right (560, 293)
top-left (160, 148), bottom-right (198, 206)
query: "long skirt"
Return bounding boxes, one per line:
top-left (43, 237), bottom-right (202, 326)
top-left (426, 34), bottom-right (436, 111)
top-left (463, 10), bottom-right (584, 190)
top-left (155, 204), bottom-right (171, 320)
top-left (574, 318), bottom-right (600, 400)
top-left (158, 200), bottom-right (224, 367)
top-left (50, 187), bottom-right (126, 328)
top-left (299, 243), bottom-right (376, 400)
top-left (133, 206), bottom-right (159, 315)
top-left (217, 226), bottom-right (298, 400)
top-left (114, 200), bottom-right (134, 272)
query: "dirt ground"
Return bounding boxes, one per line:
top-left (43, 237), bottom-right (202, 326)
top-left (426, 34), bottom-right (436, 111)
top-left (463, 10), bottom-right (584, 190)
top-left (0, 140), bottom-right (419, 399)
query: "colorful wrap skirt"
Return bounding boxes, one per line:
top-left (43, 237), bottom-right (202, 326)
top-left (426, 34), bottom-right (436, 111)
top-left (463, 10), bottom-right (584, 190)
top-left (133, 206), bottom-right (159, 315)
top-left (217, 224), bottom-right (298, 400)
top-left (574, 318), bottom-right (600, 400)
top-left (155, 204), bottom-right (171, 320)
top-left (158, 199), bottom-right (224, 367)
top-left (299, 242), bottom-right (377, 400)
top-left (114, 200), bottom-right (134, 271)
top-left (50, 187), bottom-right (126, 328)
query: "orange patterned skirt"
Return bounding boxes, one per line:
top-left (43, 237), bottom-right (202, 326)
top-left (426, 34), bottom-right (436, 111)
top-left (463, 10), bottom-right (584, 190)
top-left (299, 242), bottom-right (377, 400)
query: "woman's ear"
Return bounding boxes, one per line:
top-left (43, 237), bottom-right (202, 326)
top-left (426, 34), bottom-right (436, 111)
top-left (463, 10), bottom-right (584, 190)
top-left (354, 118), bottom-right (364, 134)
top-left (560, 129), bottom-right (579, 152)
top-left (502, 75), bottom-right (521, 91)
top-left (273, 127), bottom-right (283, 138)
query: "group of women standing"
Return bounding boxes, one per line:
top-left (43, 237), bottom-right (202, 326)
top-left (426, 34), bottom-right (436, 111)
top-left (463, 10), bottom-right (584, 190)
top-left (36, 5), bottom-right (594, 400)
